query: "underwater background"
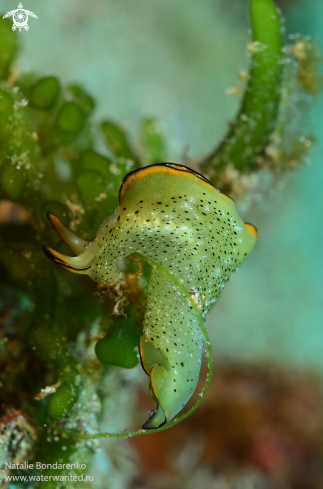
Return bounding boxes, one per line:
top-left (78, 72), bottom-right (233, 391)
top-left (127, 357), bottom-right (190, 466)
top-left (0, 0), bottom-right (322, 488)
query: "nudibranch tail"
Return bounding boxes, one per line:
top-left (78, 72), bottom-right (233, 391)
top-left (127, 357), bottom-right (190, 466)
top-left (140, 269), bottom-right (203, 429)
top-left (47, 212), bottom-right (88, 255)
top-left (42, 162), bottom-right (257, 430)
top-left (142, 365), bottom-right (167, 429)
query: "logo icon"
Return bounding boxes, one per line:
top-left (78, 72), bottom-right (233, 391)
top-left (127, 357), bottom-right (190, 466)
top-left (3, 3), bottom-right (38, 32)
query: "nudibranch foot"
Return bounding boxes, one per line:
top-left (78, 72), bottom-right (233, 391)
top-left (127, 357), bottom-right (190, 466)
top-left (140, 269), bottom-right (203, 429)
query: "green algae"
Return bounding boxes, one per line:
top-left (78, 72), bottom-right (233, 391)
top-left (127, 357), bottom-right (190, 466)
top-left (201, 0), bottom-right (283, 177)
top-left (30, 76), bottom-right (60, 110)
top-left (101, 120), bottom-right (140, 164)
top-left (95, 307), bottom-right (141, 369)
top-left (47, 383), bottom-right (79, 419)
top-left (0, 18), bottom-right (19, 80)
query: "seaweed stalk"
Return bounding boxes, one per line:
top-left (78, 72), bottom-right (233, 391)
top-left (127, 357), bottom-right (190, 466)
top-left (201, 0), bottom-right (283, 178)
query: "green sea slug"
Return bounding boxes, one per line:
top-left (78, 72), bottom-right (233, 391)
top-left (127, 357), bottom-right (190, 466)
top-left (43, 163), bottom-right (257, 429)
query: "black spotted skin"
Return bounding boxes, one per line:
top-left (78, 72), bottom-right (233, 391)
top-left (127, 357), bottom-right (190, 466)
top-left (43, 163), bottom-right (257, 429)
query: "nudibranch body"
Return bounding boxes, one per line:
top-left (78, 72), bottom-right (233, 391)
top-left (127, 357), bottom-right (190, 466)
top-left (43, 163), bottom-right (257, 429)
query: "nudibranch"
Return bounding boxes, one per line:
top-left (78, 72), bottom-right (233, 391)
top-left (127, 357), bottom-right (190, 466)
top-left (43, 163), bottom-right (257, 429)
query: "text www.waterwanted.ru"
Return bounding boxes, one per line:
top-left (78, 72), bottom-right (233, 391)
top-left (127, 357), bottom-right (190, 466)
top-left (5, 474), bottom-right (94, 482)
